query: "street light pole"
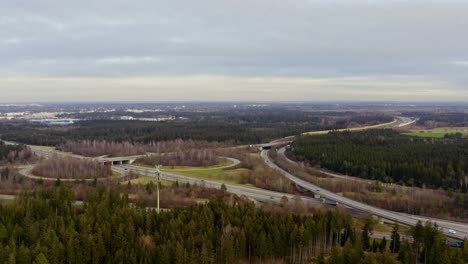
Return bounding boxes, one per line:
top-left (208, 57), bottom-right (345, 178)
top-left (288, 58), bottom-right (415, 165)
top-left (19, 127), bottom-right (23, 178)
top-left (155, 165), bottom-right (161, 214)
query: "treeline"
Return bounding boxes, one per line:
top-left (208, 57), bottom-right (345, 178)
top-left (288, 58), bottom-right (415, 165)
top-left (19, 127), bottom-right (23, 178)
top-left (239, 166), bottom-right (296, 194)
top-left (402, 112), bottom-right (468, 128)
top-left (0, 113), bottom-right (393, 146)
top-left (58, 140), bottom-right (146, 157)
top-left (1, 187), bottom-right (466, 263)
top-left (272, 153), bottom-right (468, 220)
top-left (0, 141), bottom-right (33, 165)
top-left (58, 139), bottom-right (230, 157)
top-left (293, 129), bottom-right (468, 191)
top-left (32, 157), bottom-right (112, 179)
top-left (138, 150), bottom-right (220, 167)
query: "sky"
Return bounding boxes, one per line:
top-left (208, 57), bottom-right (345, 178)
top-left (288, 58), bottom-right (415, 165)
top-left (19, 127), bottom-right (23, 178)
top-left (1, 0), bottom-right (468, 102)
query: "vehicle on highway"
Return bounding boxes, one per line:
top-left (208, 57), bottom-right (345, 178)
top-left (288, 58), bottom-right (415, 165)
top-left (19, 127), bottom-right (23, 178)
top-left (448, 229), bottom-right (457, 234)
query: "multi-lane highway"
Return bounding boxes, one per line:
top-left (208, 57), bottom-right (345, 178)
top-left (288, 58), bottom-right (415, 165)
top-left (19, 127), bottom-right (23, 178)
top-left (2, 116), bottom-right (467, 240)
top-left (15, 145), bottom-right (322, 205)
top-left (391, 116), bottom-right (418, 128)
top-left (262, 147), bottom-right (468, 240)
top-left (114, 164), bottom-right (321, 205)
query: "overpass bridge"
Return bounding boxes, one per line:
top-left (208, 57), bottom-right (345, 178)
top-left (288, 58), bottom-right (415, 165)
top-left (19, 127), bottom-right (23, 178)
top-left (97, 155), bottom-right (144, 166)
top-left (27, 146), bottom-right (145, 166)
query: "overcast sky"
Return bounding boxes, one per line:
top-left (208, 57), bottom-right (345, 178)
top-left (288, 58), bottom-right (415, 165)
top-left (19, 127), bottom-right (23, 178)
top-left (1, 0), bottom-right (467, 102)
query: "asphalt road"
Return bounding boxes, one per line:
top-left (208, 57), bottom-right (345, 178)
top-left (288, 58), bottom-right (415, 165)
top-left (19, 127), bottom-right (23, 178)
top-left (17, 165), bottom-right (126, 182)
top-left (277, 147), bottom-right (352, 181)
top-left (114, 164), bottom-right (322, 205)
top-left (3, 117), bottom-right (467, 239)
top-left (262, 148), bottom-right (468, 240)
top-left (159, 157), bottom-right (241, 171)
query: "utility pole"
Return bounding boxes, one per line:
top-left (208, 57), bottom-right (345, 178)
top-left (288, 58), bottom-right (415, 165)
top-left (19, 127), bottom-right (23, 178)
top-left (155, 165), bottom-right (161, 214)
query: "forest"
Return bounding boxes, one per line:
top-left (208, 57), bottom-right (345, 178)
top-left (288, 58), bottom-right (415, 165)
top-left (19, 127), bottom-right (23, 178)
top-left (402, 112), bottom-right (467, 128)
top-left (32, 157), bottom-right (113, 179)
top-left (57, 139), bottom-right (230, 158)
top-left (0, 187), bottom-right (465, 264)
top-left (292, 129), bottom-right (468, 191)
top-left (0, 142), bottom-right (34, 165)
top-left (138, 150), bottom-right (220, 167)
top-left (0, 113), bottom-right (393, 146)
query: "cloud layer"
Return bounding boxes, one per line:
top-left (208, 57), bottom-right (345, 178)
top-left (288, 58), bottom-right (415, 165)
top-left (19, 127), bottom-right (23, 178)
top-left (1, 0), bottom-right (467, 102)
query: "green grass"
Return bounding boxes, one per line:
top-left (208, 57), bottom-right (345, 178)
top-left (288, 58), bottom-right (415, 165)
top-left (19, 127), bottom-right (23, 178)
top-left (30, 169), bottom-right (121, 179)
top-left (403, 127), bottom-right (468, 138)
top-left (120, 176), bottom-right (172, 186)
top-left (161, 158), bottom-right (233, 170)
top-left (162, 167), bottom-right (250, 185)
top-left (136, 158), bottom-right (233, 170)
top-left (0, 199), bottom-right (14, 206)
top-left (403, 132), bottom-right (446, 138)
top-left (29, 145), bottom-right (56, 151)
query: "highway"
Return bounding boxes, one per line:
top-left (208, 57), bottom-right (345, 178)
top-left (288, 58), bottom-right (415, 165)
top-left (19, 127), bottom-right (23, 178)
top-left (114, 164), bottom-right (322, 205)
top-left (16, 165), bottom-right (127, 182)
top-left (161, 157), bottom-right (241, 171)
top-left (277, 147), bottom-right (352, 181)
top-left (10, 145), bottom-right (322, 205)
top-left (391, 116), bottom-right (418, 128)
top-left (3, 116), bottom-right (467, 240)
top-left (0, 194), bottom-right (15, 201)
top-left (262, 147), bottom-right (468, 240)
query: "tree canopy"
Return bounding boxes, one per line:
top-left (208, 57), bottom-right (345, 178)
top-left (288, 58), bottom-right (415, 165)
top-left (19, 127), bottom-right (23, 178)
top-left (293, 129), bottom-right (468, 191)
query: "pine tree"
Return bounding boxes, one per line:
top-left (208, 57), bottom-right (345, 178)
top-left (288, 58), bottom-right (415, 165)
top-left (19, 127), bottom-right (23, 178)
top-left (390, 224), bottom-right (401, 253)
top-left (380, 237), bottom-right (387, 252)
top-left (362, 224), bottom-right (371, 250)
top-left (33, 253), bottom-right (50, 264)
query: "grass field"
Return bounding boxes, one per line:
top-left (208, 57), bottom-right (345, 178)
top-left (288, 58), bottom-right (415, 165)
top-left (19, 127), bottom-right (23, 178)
top-left (29, 169), bottom-right (121, 179)
top-left (161, 158), bottom-right (233, 170)
top-left (403, 127), bottom-right (468, 138)
top-left (136, 157), bottom-right (233, 170)
top-left (0, 199), bottom-right (14, 206)
top-left (29, 145), bottom-right (56, 151)
top-left (162, 167), bottom-right (250, 185)
top-left (121, 176), bottom-right (172, 186)
top-left (274, 119), bottom-right (397, 142)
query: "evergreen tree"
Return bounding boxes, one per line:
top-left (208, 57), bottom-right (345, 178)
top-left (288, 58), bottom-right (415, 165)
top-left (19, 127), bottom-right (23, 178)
top-left (33, 253), bottom-right (50, 264)
top-left (362, 224), bottom-right (371, 250)
top-left (379, 237), bottom-right (387, 252)
top-left (390, 224), bottom-right (401, 253)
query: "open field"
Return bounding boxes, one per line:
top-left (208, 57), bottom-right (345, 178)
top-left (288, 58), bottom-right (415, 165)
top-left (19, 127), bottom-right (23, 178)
top-left (135, 157), bottom-right (234, 170)
top-left (403, 127), bottom-right (468, 138)
top-left (121, 176), bottom-right (173, 186)
top-left (160, 158), bottom-right (233, 170)
top-left (162, 167), bottom-right (251, 185)
top-left (28, 145), bottom-right (57, 151)
top-left (302, 119), bottom-right (397, 136)
top-left (24, 168), bottom-right (122, 181)
top-left (0, 199), bottom-right (14, 206)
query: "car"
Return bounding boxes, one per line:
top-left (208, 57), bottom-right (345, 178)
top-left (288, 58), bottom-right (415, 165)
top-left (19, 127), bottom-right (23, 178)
top-left (448, 229), bottom-right (457, 234)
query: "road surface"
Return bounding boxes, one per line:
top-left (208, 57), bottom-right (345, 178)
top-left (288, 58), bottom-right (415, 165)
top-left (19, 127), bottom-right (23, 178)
top-left (114, 164), bottom-right (322, 205)
top-left (17, 165), bottom-right (126, 182)
top-left (8, 146), bottom-right (321, 206)
top-left (277, 147), bottom-right (353, 181)
top-left (159, 157), bottom-right (241, 171)
top-left (391, 116), bottom-right (418, 128)
top-left (3, 117), bottom-right (466, 239)
top-left (262, 148), bottom-right (468, 240)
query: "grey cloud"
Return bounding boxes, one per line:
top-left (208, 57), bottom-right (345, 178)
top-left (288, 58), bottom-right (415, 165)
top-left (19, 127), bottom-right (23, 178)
top-left (0, 0), bottom-right (467, 101)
